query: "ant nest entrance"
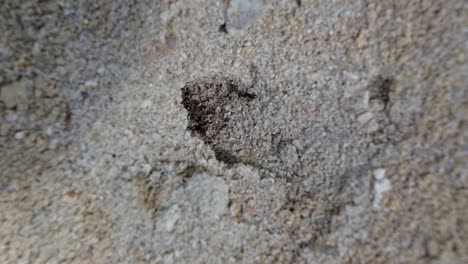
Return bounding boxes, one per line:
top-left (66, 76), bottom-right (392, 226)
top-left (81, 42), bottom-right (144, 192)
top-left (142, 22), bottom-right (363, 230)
top-left (181, 76), bottom-right (260, 165)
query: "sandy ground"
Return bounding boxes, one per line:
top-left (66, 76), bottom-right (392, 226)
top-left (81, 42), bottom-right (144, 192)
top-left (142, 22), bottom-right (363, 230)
top-left (1, 0), bottom-right (467, 263)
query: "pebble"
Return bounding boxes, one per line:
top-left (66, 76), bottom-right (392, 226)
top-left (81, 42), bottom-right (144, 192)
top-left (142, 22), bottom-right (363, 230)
top-left (15, 131), bottom-right (25, 140)
top-left (362, 91), bottom-right (370, 108)
top-left (46, 126), bottom-right (54, 136)
top-left (373, 168), bottom-right (386, 180)
top-left (357, 111), bottom-right (374, 124)
top-left (62, 194), bottom-right (75, 204)
top-left (373, 169), bottom-right (391, 209)
top-left (84, 80), bottom-right (98, 88)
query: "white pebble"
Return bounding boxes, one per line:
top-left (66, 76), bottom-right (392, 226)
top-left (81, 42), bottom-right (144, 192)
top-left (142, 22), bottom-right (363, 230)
top-left (84, 80), bottom-right (97, 88)
top-left (362, 91), bottom-right (370, 108)
top-left (373, 168), bottom-right (386, 180)
top-left (46, 126), bottom-right (54, 136)
top-left (373, 168), bottom-right (391, 209)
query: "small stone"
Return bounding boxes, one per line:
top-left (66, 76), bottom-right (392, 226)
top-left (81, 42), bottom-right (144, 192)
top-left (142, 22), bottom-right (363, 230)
top-left (46, 126), bottom-right (54, 136)
top-left (373, 169), bottom-right (391, 209)
top-left (15, 131), bottom-right (26, 139)
top-left (362, 91), bottom-right (370, 108)
top-left (62, 194), bottom-right (75, 204)
top-left (357, 112), bottom-right (374, 124)
top-left (356, 30), bottom-right (368, 49)
top-left (373, 168), bottom-right (386, 180)
top-left (84, 80), bottom-right (98, 88)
